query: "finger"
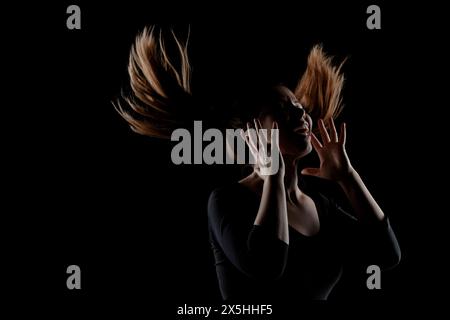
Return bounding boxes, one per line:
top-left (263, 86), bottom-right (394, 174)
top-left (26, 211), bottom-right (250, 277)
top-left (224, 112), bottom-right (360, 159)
top-left (310, 133), bottom-right (323, 151)
top-left (339, 122), bottom-right (346, 145)
top-left (240, 129), bottom-right (251, 149)
top-left (301, 167), bottom-right (321, 177)
top-left (318, 119), bottom-right (331, 144)
top-left (244, 134), bottom-right (258, 158)
top-left (253, 118), bottom-right (260, 131)
top-left (254, 118), bottom-right (267, 156)
top-left (247, 132), bottom-right (258, 155)
top-left (239, 128), bottom-right (245, 140)
top-left (239, 129), bottom-right (248, 146)
top-left (246, 122), bottom-right (258, 153)
top-left (256, 118), bottom-right (264, 131)
top-left (257, 119), bottom-right (269, 145)
top-left (271, 121), bottom-right (280, 148)
top-left (329, 118), bottom-right (338, 143)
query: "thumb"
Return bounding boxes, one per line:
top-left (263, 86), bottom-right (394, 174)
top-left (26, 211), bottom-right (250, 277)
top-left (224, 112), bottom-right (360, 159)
top-left (301, 168), bottom-right (321, 177)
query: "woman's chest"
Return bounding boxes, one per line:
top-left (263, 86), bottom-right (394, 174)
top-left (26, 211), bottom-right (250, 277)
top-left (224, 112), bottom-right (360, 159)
top-left (287, 195), bottom-right (321, 237)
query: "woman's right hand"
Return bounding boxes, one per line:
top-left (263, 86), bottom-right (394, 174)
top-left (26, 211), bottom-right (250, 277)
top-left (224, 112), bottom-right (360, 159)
top-left (241, 119), bottom-right (285, 181)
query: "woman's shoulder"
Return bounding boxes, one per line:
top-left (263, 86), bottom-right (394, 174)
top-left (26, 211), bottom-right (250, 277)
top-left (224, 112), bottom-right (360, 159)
top-left (207, 182), bottom-right (257, 218)
top-left (302, 180), bottom-right (357, 224)
top-left (209, 182), bottom-right (250, 203)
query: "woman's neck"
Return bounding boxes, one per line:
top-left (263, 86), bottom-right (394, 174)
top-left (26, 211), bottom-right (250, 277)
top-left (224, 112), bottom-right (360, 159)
top-left (240, 155), bottom-right (304, 200)
top-left (283, 155), bottom-right (303, 201)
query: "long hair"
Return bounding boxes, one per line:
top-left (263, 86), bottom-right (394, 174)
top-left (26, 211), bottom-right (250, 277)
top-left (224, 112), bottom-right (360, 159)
top-left (114, 27), bottom-right (345, 138)
top-left (113, 26), bottom-right (193, 139)
top-left (294, 45), bottom-right (346, 125)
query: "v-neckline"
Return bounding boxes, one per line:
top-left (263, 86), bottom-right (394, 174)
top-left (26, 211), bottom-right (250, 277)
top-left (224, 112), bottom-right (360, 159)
top-left (236, 182), bottom-right (323, 238)
top-left (287, 191), bottom-right (322, 238)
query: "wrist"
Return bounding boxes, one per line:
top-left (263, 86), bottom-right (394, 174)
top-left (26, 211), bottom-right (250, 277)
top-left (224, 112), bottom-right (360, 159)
top-left (337, 166), bottom-right (358, 189)
top-left (266, 172), bottom-right (285, 186)
top-left (264, 174), bottom-right (284, 189)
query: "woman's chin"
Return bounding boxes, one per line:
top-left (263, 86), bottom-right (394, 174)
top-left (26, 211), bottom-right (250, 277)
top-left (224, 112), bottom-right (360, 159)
top-left (298, 143), bottom-right (313, 158)
top-left (283, 139), bottom-right (312, 158)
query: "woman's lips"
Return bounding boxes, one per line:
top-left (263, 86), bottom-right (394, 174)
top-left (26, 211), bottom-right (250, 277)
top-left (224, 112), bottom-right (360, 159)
top-left (294, 122), bottom-right (310, 135)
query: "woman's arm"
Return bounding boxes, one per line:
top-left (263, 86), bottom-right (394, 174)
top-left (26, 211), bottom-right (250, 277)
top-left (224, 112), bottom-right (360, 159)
top-left (208, 184), bottom-right (289, 280)
top-left (207, 120), bottom-right (289, 280)
top-left (254, 174), bottom-right (289, 244)
top-left (338, 169), bottom-right (384, 222)
top-left (302, 118), bottom-right (385, 221)
top-left (243, 120), bottom-right (289, 244)
top-left (302, 118), bottom-right (401, 268)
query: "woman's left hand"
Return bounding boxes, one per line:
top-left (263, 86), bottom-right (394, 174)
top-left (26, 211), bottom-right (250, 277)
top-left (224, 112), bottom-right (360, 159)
top-left (301, 118), bottom-right (354, 182)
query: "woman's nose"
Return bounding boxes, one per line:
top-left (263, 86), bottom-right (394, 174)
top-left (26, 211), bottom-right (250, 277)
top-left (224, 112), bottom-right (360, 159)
top-left (289, 104), bottom-right (305, 119)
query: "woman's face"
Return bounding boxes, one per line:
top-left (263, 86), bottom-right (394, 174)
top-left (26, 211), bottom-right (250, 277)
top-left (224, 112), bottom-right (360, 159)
top-left (258, 86), bottom-right (313, 158)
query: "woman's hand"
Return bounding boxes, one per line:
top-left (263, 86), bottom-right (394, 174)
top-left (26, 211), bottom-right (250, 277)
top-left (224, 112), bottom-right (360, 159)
top-left (241, 119), bottom-right (285, 181)
top-left (301, 118), bottom-right (354, 182)
top-left (242, 119), bottom-right (290, 245)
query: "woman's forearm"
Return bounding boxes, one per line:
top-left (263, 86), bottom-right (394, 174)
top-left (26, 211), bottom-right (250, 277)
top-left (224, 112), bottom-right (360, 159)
top-left (254, 175), bottom-right (289, 244)
top-left (338, 169), bottom-right (385, 222)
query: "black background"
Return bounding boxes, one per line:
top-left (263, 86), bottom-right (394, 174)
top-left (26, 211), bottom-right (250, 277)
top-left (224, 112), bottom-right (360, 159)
top-left (4, 0), bottom-right (446, 316)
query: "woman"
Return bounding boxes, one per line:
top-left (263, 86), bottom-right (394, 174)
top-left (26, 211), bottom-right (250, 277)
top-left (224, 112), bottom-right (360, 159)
top-left (115, 26), bottom-right (401, 301)
top-left (208, 84), bottom-right (401, 301)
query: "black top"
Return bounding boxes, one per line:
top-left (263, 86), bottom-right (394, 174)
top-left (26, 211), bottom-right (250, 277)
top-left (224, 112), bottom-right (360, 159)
top-left (208, 182), bottom-right (401, 301)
